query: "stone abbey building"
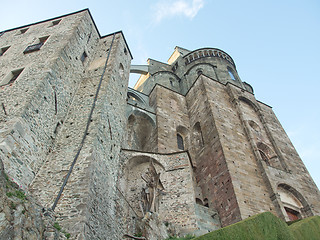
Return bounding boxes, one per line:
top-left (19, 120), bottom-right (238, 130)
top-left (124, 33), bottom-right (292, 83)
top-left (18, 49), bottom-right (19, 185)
top-left (0, 9), bottom-right (319, 240)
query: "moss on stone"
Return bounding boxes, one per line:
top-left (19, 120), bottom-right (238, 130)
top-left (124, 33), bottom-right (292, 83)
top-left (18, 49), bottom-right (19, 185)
top-left (193, 212), bottom-right (295, 240)
top-left (289, 216), bottom-right (320, 240)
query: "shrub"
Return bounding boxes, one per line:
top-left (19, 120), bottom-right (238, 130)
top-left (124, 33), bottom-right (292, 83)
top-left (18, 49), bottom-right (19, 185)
top-left (193, 212), bottom-right (295, 240)
top-left (289, 216), bottom-right (320, 240)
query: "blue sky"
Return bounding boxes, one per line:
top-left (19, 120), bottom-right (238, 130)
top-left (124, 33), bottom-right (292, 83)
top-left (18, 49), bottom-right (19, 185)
top-left (1, 0), bottom-right (319, 188)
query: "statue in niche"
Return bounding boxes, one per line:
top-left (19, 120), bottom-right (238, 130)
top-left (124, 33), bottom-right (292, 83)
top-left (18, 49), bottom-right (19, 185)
top-left (139, 160), bottom-right (164, 215)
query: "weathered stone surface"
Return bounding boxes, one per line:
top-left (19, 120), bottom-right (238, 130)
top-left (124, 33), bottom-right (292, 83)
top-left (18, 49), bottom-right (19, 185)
top-left (0, 8), bottom-right (319, 240)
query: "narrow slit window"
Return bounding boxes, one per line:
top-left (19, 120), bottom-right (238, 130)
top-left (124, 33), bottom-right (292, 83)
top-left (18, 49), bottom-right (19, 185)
top-left (9, 69), bottom-right (24, 84)
top-left (24, 36), bottom-right (49, 54)
top-left (81, 51), bottom-right (88, 63)
top-left (0, 46), bottom-right (10, 56)
top-left (177, 133), bottom-right (184, 150)
top-left (50, 19), bottom-right (61, 27)
top-left (20, 28), bottom-right (29, 34)
top-left (0, 68), bottom-right (24, 86)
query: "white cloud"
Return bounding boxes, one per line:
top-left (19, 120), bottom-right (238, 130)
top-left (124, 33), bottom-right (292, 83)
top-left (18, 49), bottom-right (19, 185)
top-left (153, 0), bottom-right (204, 23)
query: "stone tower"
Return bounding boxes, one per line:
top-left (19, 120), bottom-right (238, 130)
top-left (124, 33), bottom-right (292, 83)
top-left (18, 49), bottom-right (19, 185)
top-left (0, 9), bottom-right (319, 240)
top-left (0, 9), bottom-right (133, 239)
top-left (128, 46), bottom-right (320, 230)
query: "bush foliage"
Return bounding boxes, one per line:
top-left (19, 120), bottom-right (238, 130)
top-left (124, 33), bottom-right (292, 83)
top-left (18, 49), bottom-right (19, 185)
top-left (289, 215), bottom-right (320, 240)
top-left (193, 212), bottom-right (295, 240)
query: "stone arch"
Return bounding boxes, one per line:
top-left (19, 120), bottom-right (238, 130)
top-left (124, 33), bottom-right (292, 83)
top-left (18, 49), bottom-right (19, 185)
top-left (238, 96), bottom-right (260, 112)
top-left (151, 71), bottom-right (181, 82)
top-left (127, 110), bottom-right (156, 151)
top-left (152, 71), bottom-right (181, 91)
top-left (185, 62), bottom-right (216, 76)
top-left (277, 183), bottom-right (313, 220)
top-left (127, 89), bottom-right (146, 105)
top-left (257, 142), bottom-right (279, 168)
top-left (124, 155), bottom-right (165, 216)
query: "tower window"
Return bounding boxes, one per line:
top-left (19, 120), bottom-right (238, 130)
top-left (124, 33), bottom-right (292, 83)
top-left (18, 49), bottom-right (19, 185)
top-left (24, 36), bottom-right (49, 54)
top-left (50, 19), bottom-right (61, 27)
top-left (0, 68), bottom-right (24, 86)
top-left (81, 51), bottom-right (88, 63)
top-left (169, 78), bottom-right (174, 87)
top-left (227, 67), bottom-right (236, 81)
top-left (19, 28), bottom-right (29, 34)
top-left (177, 133), bottom-right (184, 150)
top-left (0, 46), bottom-right (10, 56)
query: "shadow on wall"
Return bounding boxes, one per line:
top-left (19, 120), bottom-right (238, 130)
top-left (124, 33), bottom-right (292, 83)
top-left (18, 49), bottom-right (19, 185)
top-left (127, 110), bottom-right (156, 151)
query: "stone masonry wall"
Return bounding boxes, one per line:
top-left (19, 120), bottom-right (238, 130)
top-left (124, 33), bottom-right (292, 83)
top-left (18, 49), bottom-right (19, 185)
top-left (119, 150), bottom-right (198, 235)
top-left (200, 76), bottom-right (276, 221)
top-left (29, 31), bottom-right (132, 240)
top-left (149, 85), bottom-right (191, 153)
top-left (258, 102), bottom-right (320, 217)
top-left (0, 10), bottom-right (97, 189)
top-left (185, 76), bottom-right (242, 227)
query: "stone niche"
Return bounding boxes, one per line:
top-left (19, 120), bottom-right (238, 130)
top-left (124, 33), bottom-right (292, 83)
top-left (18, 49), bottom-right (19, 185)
top-left (118, 150), bottom-right (221, 237)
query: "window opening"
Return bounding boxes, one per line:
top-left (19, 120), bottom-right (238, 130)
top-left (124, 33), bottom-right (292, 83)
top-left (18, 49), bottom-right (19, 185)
top-left (177, 133), bottom-right (184, 150)
top-left (0, 46), bottom-right (10, 56)
top-left (259, 150), bottom-right (270, 166)
top-left (204, 198), bottom-right (209, 207)
top-left (9, 69), bottom-right (24, 84)
top-left (81, 51), bottom-right (88, 63)
top-left (0, 68), bottom-right (24, 86)
top-left (24, 36), bottom-right (49, 54)
top-left (20, 28), bottom-right (29, 34)
top-left (228, 67), bottom-right (236, 81)
top-left (169, 78), bottom-right (174, 87)
top-left (197, 68), bottom-right (203, 76)
top-left (50, 19), bottom-right (61, 27)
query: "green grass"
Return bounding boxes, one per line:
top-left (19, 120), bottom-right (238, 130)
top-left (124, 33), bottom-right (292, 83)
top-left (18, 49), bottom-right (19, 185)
top-left (193, 212), bottom-right (295, 240)
top-left (53, 222), bottom-right (62, 231)
top-left (6, 190), bottom-right (26, 200)
top-left (53, 222), bottom-right (71, 239)
top-left (289, 216), bottom-right (320, 240)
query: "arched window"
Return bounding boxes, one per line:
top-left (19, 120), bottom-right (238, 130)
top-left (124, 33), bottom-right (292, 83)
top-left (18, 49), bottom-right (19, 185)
top-left (193, 122), bottom-right (204, 148)
top-left (227, 67), bottom-right (236, 81)
top-left (177, 133), bottom-right (184, 150)
top-left (277, 184), bottom-right (308, 221)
